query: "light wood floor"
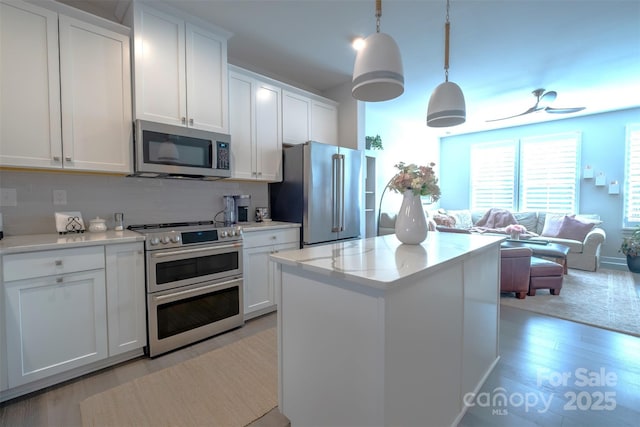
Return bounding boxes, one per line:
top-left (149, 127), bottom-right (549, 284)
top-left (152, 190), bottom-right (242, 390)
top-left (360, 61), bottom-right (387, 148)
top-left (1, 306), bottom-right (639, 427)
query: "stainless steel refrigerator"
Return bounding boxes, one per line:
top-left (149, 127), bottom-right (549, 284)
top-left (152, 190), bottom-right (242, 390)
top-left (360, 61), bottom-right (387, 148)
top-left (269, 141), bottom-right (362, 247)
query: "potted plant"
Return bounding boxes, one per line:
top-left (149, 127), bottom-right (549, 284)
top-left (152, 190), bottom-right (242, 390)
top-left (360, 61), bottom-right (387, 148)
top-left (365, 134), bottom-right (383, 150)
top-left (620, 226), bottom-right (640, 273)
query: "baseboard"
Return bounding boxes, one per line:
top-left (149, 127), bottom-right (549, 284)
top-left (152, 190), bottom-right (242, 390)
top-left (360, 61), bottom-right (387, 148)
top-left (601, 256), bottom-right (628, 271)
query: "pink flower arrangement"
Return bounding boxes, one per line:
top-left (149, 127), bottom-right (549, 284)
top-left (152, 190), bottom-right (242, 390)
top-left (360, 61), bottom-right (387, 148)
top-left (389, 162), bottom-right (441, 201)
top-left (505, 224), bottom-right (526, 234)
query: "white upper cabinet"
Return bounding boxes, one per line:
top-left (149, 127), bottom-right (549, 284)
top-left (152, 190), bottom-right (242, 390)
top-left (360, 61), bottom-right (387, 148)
top-left (0, 0), bottom-right (132, 173)
top-left (311, 100), bottom-right (338, 146)
top-left (0, 0), bottom-right (61, 168)
top-left (282, 90), bottom-right (338, 146)
top-left (132, 3), bottom-right (229, 133)
top-left (282, 91), bottom-right (311, 145)
top-left (59, 15), bottom-right (132, 173)
top-left (229, 68), bottom-right (282, 182)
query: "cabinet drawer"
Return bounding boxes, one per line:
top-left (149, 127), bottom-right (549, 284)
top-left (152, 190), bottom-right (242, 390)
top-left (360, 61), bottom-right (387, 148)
top-left (243, 228), bottom-right (299, 249)
top-left (3, 246), bottom-right (104, 281)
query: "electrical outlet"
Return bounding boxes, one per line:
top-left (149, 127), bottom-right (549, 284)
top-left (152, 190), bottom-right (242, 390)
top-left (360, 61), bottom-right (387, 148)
top-left (0, 188), bottom-right (17, 206)
top-left (53, 189), bottom-right (67, 205)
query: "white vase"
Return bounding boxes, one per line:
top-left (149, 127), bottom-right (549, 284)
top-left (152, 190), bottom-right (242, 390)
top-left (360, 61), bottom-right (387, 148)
top-left (395, 190), bottom-right (428, 245)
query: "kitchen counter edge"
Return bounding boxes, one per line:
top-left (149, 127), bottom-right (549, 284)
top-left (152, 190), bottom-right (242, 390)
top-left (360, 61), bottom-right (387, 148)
top-left (0, 230), bottom-right (145, 255)
top-left (241, 221), bottom-right (300, 232)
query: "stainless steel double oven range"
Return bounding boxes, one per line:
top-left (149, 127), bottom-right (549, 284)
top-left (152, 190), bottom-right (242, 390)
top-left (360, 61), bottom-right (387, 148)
top-left (129, 221), bottom-right (244, 357)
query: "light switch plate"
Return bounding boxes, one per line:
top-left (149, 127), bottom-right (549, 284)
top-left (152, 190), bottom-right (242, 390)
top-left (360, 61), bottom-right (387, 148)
top-left (53, 189), bottom-right (67, 205)
top-left (0, 188), bottom-right (17, 206)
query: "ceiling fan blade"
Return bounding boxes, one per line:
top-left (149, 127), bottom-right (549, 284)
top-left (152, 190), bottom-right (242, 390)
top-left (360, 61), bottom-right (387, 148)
top-left (538, 90), bottom-right (557, 108)
top-left (544, 106), bottom-right (586, 114)
top-left (486, 106), bottom-right (538, 122)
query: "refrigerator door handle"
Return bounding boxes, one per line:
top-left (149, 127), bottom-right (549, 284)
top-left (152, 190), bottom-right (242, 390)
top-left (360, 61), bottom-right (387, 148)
top-left (332, 153), bottom-right (345, 232)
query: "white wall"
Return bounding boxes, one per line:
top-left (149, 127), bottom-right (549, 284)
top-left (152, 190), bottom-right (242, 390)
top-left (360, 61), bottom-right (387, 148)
top-left (0, 170), bottom-right (268, 236)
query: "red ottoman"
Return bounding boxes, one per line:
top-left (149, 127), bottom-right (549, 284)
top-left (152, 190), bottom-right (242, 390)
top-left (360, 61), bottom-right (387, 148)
top-left (528, 257), bottom-right (564, 296)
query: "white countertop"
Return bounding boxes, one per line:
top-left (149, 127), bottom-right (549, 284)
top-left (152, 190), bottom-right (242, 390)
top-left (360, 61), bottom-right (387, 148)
top-left (270, 232), bottom-right (505, 290)
top-left (0, 230), bottom-right (145, 255)
top-left (0, 222), bottom-right (300, 255)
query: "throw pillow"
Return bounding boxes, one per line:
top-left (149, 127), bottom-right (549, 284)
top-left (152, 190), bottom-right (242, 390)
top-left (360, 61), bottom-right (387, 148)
top-left (432, 213), bottom-right (456, 227)
top-left (557, 216), bottom-right (595, 241)
top-left (540, 213), bottom-right (566, 237)
top-left (513, 212), bottom-right (538, 232)
top-left (448, 210), bottom-right (473, 229)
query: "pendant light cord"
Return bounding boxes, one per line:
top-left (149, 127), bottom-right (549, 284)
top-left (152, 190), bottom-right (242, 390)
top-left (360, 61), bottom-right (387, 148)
top-left (375, 0), bottom-right (382, 33)
top-left (444, 0), bottom-right (450, 82)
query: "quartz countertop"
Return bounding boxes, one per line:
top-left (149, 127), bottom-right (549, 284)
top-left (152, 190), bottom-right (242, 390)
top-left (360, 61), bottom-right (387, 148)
top-left (270, 232), bottom-right (505, 290)
top-left (0, 230), bottom-right (145, 255)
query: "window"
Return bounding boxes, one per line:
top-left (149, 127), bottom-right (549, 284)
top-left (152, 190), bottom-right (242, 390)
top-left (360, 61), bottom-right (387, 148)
top-left (519, 133), bottom-right (580, 213)
top-left (470, 132), bottom-right (580, 212)
top-left (470, 140), bottom-right (517, 210)
top-left (624, 123), bottom-right (640, 228)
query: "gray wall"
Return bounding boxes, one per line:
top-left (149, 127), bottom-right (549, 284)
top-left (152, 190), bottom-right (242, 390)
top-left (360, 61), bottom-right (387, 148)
top-left (439, 107), bottom-right (640, 268)
top-left (0, 170), bottom-right (268, 236)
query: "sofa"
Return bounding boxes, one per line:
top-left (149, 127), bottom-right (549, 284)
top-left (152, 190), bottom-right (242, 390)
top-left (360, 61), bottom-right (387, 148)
top-left (432, 209), bottom-right (606, 272)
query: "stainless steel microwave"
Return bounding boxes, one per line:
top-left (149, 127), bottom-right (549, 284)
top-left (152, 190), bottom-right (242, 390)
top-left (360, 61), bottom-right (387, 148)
top-left (133, 120), bottom-right (231, 179)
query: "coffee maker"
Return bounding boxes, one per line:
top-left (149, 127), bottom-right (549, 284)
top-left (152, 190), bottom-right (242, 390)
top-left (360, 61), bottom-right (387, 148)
top-left (234, 195), bottom-right (251, 223)
top-left (222, 194), bottom-right (251, 225)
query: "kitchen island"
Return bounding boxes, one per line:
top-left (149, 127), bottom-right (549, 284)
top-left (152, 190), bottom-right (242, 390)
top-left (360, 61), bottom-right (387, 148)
top-left (270, 232), bottom-right (505, 427)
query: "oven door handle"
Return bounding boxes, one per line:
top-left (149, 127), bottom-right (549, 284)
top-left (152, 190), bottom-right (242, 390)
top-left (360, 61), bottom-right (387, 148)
top-left (150, 243), bottom-right (242, 259)
top-left (154, 277), bottom-right (241, 302)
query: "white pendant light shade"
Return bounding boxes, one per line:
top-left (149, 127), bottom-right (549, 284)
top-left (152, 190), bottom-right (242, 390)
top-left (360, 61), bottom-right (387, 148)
top-left (427, 81), bottom-right (466, 127)
top-left (352, 32), bottom-right (404, 102)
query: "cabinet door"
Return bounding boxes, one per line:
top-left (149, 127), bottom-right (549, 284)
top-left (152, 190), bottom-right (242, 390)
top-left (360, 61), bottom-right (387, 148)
top-left (282, 91), bottom-right (311, 145)
top-left (255, 81), bottom-right (282, 181)
top-left (243, 246), bottom-right (272, 319)
top-left (0, 0), bottom-right (62, 168)
top-left (105, 243), bottom-right (146, 356)
top-left (4, 270), bottom-right (107, 387)
top-left (133, 4), bottom-right (186, 126)
top-left (311, 100), bottom-right (338, 146)
top-left (186, 23), bottom-right (228, 133)
top-left (229, 71), bottom-right (255, 180)
top-left (59, 15), bottom-right (132, 173)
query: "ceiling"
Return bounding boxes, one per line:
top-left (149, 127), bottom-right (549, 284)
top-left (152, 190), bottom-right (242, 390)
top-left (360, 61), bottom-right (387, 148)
top-left (59, 0), bottom-right (640, 133)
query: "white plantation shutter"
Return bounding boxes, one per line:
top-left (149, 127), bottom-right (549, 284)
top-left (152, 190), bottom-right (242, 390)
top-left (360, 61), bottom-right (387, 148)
top-left (624, 123), bottom-right (640, 227)
top-left (470, 141), bottom-right (517, 210)
top-left (519, 133), bottom-right (580, 213)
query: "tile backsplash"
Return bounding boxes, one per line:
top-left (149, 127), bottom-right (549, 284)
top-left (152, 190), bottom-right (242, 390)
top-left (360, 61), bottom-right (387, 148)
top-left (0, 170), bottom-right (268, 236)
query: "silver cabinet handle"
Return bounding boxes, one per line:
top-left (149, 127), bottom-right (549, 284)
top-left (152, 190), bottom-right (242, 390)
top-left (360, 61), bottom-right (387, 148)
top-left (53, 156), bottom-right (61, 161)
top-left (55, 259), bottom-right (63, 266)
top-left (65, 156), bottom-right (72, 162)
top-left (56, 277), bottom-right (63, 283)
top-left (181, 117), bottom-right (186, 124)
top-left (189, 118), bottom-right (194, 125)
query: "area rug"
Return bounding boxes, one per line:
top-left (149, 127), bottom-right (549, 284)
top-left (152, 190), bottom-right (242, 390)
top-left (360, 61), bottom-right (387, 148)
top-left (80, 328), bottom-right (277, 427)
top-left (500, 269), bottom-right (640, 337)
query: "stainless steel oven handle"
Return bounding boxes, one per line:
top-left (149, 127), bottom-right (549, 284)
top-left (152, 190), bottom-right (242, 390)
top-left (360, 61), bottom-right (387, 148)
top-left (150, 243), bottom-right (242, 259)
top-left (154, 277), bottom-right (241, 302)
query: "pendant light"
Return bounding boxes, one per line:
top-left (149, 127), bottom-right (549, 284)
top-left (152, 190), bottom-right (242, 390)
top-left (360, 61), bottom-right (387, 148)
top-left (427, 0), bottom-right (466, 127)
top-left (352, 0), bottom-right (404, 102)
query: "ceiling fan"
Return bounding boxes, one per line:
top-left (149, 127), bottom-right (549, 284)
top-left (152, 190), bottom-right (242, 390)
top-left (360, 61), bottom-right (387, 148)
top-left (486, 88), bottom-right (586, 122)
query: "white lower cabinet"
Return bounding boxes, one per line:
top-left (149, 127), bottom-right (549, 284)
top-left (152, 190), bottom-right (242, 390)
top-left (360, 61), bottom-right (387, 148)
top-left (243, 228), bottom-right (299, 320)
top-left (4, 248), bottom-right (107, 387)
top-left (1, 242), bottom-right (145, 395)
top-left (106, 243), bottom-right (146, 356)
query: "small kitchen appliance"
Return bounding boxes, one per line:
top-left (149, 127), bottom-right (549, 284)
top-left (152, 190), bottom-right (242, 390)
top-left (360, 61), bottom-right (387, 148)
top-left (133, 120), bottom-right (231, 179)
top-left (223, 195), bottom-right (236, 225)
top-left (234, 195), bottom-right (251, 222)
top-left (128, 221), bottom-right (244, 357)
